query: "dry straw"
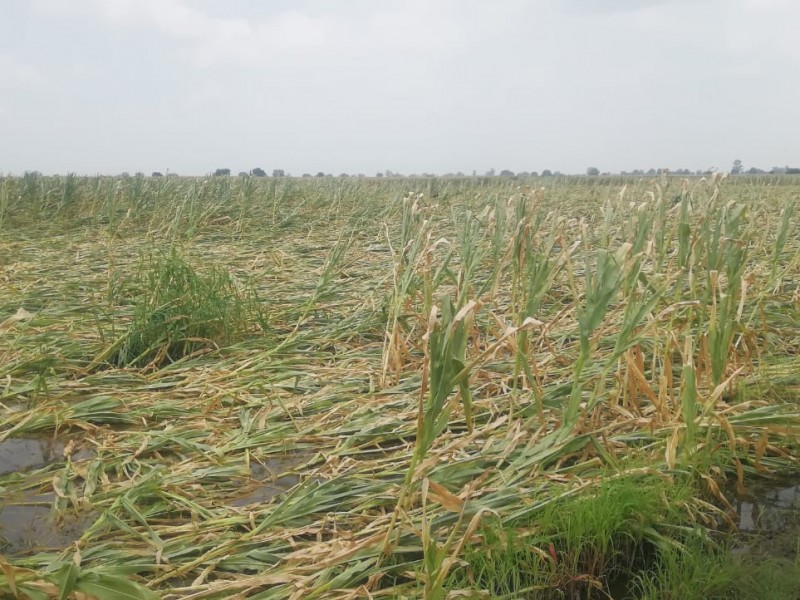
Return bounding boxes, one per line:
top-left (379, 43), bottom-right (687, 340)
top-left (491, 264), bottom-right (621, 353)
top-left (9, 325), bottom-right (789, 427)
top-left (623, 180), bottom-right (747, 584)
top-left (1, 174), bottom-right (799, 598)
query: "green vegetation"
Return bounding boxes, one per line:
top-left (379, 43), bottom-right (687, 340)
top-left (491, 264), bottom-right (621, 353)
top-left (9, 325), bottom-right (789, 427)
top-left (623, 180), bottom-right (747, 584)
top-left (448, 473), bottom-right (693, 597)
top-left (1, 173), bottom-right (799, 598)
top-left (99, 249), bottom-right (268, 369)
top-left (634, 536), bottom-right (800, 600)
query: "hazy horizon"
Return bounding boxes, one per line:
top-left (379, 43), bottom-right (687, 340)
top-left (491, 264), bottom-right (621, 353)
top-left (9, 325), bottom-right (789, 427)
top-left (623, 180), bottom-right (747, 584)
top-left (2, 0), bottom-right (798, 176)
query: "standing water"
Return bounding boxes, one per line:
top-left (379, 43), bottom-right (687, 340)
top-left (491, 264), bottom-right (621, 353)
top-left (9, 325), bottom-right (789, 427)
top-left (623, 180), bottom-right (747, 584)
top-left (0, 436), bottom-right (96, 555)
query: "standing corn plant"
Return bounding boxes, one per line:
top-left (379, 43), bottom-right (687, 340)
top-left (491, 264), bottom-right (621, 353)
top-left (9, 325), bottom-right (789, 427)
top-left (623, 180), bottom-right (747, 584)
top-left (564, 243), bottom-right (632, 426)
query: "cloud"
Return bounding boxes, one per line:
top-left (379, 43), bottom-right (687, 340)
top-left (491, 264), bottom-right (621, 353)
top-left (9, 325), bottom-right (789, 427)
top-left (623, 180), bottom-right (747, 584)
top-left (32, 0), bottom-right (333, 67)
top-left (77, 0), bottom-right (329, 67)
top-left (96, 0), bottom-right (250, 42)
top-left (564, 0), bottom-right (693, 13)
top-left (726, 0), bottom-right (800, 66)
top-left (32, 0), bottom-right (492, 69)
top-left (0, 53), bottom-right (45, 91)
top-left (190, 11), bottom-right (328, 67)
top-left (15, 0), bottom-right (799, 175)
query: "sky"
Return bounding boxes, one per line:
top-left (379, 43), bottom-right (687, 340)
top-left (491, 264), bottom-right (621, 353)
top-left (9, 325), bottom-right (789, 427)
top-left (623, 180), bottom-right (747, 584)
top-left (1, 0), bottom-right (798, 176)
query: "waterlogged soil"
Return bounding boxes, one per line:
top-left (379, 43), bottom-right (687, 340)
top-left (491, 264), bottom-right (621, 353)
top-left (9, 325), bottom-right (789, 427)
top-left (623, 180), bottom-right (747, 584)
top-left (0, 435), bottom-right (96, 555)
top-left (0, 436), bottom-right (66, 476)
top-left (731, 476), bottom-right (800, 562)
top-left (1, 435), bottom-right (310, 552)
top-left (0, 491), bottom-right (97, 555)
top-left (597, 478), bottom-right (800, 600)
top-left (228, 453), bottom-right (311, 507)
top-left (0, 435), bottom-right (95, 476)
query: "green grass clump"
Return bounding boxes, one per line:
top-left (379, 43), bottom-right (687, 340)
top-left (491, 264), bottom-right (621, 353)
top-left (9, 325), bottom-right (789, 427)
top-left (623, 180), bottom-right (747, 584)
top-left (107, 250), bottom-right (267, 368)
top-left (634, 537), bottom-right (800, 600)
top-left (447, 474), bottom-right (689, 598)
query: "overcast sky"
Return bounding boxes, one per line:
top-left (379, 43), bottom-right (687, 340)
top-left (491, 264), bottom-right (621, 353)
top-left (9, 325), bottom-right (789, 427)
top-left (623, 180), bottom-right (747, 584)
top-left (1, 0), bottom-right (798, 175)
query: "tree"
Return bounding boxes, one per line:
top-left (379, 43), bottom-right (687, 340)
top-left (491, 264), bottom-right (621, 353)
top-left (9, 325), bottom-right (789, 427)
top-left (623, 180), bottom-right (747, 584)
top-left (541, 169), bottom-right (553, 177)
top-left (315, 172), bottom-right (325, 177)
top-left (485, 168), bottom-right (496, 177)
top-left (151, 172), bottom-right (163, 177)
top-left (499, 169), bottom-right (515, 177)
top-left (731, 159), bottom-right (743, 175)
top-left (238, 171), bottom-right (249, 177)
top-left (586, 166), bottom-right (600, 176)
top-left (213, 168), bottom-right (231, 176)
top-left (272, 169), bottom-right (285, 177)
top-left (251, 167), bottom-right (266, 177)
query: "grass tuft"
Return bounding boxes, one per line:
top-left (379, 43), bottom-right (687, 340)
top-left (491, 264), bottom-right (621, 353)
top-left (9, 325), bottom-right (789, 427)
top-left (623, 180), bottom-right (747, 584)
top-left (104, 249), bottom-right (268, 368)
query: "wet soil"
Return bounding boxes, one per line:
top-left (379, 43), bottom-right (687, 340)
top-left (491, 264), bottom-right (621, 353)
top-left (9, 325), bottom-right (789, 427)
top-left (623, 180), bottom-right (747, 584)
top-left (0, 492), bottom-right (97, 555)
top-left (593, 478), bottom-right (800, 599)
top-left (0, 435), bottom-right (97, 555)
top-left (1, 435), bottom-right (311, 552)
top-left (0, 437), bottom-right (65, 476)
top-left (228, 453), bottom-right (311, 507)
top-left (731, 476), bottom-right (800, 562)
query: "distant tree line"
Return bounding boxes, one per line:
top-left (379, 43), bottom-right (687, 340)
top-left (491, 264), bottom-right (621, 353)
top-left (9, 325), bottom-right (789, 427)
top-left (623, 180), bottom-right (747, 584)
top-left (18, 167), bottom-right (800, 179)
top-left (12, 163), bottom-right (800, 179)
top-left (729, 160), bottom-right (800, 175)
top-left (160, 163), bottom-right (800, 179)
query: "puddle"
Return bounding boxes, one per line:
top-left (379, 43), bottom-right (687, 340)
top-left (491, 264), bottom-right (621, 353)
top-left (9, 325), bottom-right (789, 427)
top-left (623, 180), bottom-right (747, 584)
top-left (0, 436), bottom-right (97, 554)
top-left (0, 436), bottom-right (94, 476)
top-left (731, 477), bottom-right (800, 561)
top-left (734, 480), bottom-right (800, 532)
top-left (229, 453), bottom-right (310, 508)
top-left (0, 492), bottom-right (97, 555)
top-left (0, 437), bottom-right (66, 475)
top-left (229, 475), bottom-right (302, 507)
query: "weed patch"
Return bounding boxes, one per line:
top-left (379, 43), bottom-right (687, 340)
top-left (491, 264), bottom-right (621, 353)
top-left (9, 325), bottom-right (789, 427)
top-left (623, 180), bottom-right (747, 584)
top-left (104, 250), bottom-right (267, 368)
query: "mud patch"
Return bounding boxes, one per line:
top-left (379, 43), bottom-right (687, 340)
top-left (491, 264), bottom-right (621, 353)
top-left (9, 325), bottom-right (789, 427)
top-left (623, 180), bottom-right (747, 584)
top-left (0, 436), bottom-right (94, 476)
top-left (0, 492), bottom-right (97, 555)
top-left (0, 436), bottom-right (97, 554)
top-left (0, 437), bottom-right (65, 475)
top-left (229, 453), bottom-right (311, 507)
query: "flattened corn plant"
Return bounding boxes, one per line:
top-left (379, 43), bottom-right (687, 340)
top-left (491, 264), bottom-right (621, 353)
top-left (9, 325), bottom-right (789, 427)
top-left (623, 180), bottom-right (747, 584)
top-left (0, 174), bottom-right (799, 599)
